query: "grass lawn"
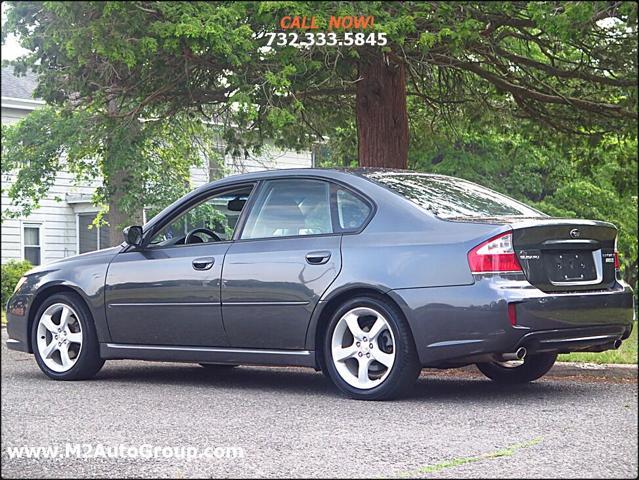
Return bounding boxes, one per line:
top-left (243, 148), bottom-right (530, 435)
top-left (559, 322), bottom-right (637, 365)
top-left (1, 310), bottom-right (6, 325)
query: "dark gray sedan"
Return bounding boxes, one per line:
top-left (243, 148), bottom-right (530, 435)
top-left (6, 169), bottom-right (635, 400)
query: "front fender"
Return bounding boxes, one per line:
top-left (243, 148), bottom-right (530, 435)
top-left (9, 249), bottom-right (119, 351)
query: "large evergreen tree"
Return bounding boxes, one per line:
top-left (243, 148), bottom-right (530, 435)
top-left (4, 1), bottom-right (636, 167)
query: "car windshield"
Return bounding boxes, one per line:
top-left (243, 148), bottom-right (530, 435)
top-left (364, 172), bottom-right (544, 219)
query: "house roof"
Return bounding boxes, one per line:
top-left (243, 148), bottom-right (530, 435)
top-left (1, 66), bottom-right (40, 100)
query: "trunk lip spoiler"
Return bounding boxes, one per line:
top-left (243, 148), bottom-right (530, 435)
top-left (441, 216), bottom-right (617, 231)
top-left (508, 218), bottom-right (617, 231)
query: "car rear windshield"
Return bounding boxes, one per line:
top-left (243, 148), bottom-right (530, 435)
top-left (363, 172), bottom-right (544, 219)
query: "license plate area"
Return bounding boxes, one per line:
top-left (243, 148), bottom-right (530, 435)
top-left (543, 250), bottom-right (598, 284)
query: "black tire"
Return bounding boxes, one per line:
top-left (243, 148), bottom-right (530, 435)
top-left (199, 363), bottom-right (238, 369)
top-left (322, 295), bottom-right (421, 400)
top-left (476, 353), bottom-right (557, 384)
top-left (31, 292), bottom-right (105, 380)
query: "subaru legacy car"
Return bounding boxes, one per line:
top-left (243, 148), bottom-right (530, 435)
top-left (6, 169), bottom-right (635, 400)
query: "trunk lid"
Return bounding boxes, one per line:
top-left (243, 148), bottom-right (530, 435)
top-left (510, 219), bottom-right (617, 292)
top-left (449, 216), bottom-right (618, 292)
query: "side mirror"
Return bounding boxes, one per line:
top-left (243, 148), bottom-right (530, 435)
top-left (123, 225), bottom-right (143, 247)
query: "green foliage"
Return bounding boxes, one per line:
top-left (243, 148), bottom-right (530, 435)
top-left (4, 1), bottom-right (636, 155)
top-left (1, 107), bottom-right (224, 233)
top-left (1, 260), bottom-right (32, 307)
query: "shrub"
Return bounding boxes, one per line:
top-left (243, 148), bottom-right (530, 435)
top-left (1, 260), bottom-right (32, 307)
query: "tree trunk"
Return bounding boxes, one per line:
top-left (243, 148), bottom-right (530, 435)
top-left (356, 53), bottom-right (409, 169)
top-left (105, 98), bottom-right (143, 247)
top-left (106, 167), bottom-right (141, 247)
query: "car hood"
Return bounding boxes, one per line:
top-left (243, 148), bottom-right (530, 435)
top-left (24, 246), bottom-right (122, 276)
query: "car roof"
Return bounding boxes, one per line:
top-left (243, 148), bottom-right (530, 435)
top-left (193, 168), bottom-right (350, 192)
top-left (198, 167), bottom-right (444, 187)
top-left (211, 167), bottom-right (348, 182)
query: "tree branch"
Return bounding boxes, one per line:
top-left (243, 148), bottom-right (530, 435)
top-left (430, 54), bottom-right (637, 119)
top-left (480, 45), bottom-right (636, 87)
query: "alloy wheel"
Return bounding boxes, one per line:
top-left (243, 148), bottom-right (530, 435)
top-left (36, 303), bottom-right (83, 373)
top-left (331, 307), bottom-right (396, 389)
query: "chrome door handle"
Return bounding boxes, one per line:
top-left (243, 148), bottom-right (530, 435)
top-left (305, 251), bottom-right (331, 265)
top-left (192, 257), bottom-right (215, 270)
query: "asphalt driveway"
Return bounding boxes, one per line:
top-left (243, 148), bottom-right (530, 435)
top-left (1, 328), bottom-right (637, 478)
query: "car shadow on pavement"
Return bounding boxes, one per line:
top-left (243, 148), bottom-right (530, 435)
top-left (95, 363), bottom-right (337, 395)
top-left (409, 376), bottom-right (573, 403)
top-left (38, 362), bottom-right (595, 402)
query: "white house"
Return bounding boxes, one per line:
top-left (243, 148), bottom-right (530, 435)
top-left (1, 67), bottom-right (313, 266)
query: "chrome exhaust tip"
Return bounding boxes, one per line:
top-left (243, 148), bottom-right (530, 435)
top-left (501, 347), bottom-right (527, 361)
top-left (613, 339), bottom-right (622, 349)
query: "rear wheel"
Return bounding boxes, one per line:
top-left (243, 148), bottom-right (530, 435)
top-left (476, 353), bottom-right (557, 384)
top-left (31, 293), bottom-right (104, 380)
top-left (323, 296), bottom-right (420, 400)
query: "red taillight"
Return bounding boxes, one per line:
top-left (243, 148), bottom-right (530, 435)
top-left (614, 251), bottom-right (620, 270)
top-left (507, 303), bottom-right (517, 326)
top-left (468, 231), bottom-right (522, 274)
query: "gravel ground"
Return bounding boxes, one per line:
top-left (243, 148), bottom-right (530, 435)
top-left (1, 329), bottom-right (637, 479)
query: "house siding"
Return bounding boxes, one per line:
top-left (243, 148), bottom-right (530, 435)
top-left (2, 107), bottom-right (33, 124)
top-left (1, 167), bottom-right (100, 263)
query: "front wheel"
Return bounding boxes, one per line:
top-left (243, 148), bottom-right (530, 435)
top-left (323, 296), bottom-right (420, 400)
top-left (31, 293), bottom-right (104, 380)
top-left (476, 353), bottom-right (557, 384)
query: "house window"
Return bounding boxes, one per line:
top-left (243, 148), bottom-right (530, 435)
top-left (23, 224), bottom-right (42, 266)
top-left (77, 213), bottom-right (111, 254)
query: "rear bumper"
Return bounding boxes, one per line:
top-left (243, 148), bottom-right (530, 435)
top-left (513, 324), bottom-right (632, 353)
top-left (390, 276), bottom-right (635, 366)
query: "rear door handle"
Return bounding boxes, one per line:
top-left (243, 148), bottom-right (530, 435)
top-left (305, 251), bottom-right (331, 265)
top-left (192, 257), bottom-right (215, 270)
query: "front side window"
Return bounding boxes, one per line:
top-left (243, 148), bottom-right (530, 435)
top-left (23, 224), bottom-right (41, 265)
top-left (364, 172), bottom-right (544, 219)
top-left (241, 179), bottom-right (332, 240)
top-left (149, 186), bottom-right (253, 247)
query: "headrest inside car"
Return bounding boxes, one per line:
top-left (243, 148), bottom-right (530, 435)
top-left (228, 197), bottom-right (246, 212)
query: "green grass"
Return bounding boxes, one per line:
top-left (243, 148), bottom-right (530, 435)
top-left (1, 310), bottom-right (6, 325)
top-left (397, 438), bottom-right (542, 477)
top-left (559, 322), bottom-right (637, 364)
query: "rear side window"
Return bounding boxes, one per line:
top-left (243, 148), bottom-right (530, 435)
top-left (364, 172), bottom-right (544, 219)
top-left (335, 188), bottom-right (371, 232)
top-left (241, 179), bottom-right (332, 239)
